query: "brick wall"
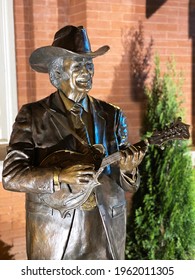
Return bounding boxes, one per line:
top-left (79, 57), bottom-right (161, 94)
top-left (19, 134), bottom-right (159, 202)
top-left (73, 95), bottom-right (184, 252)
top-left (0, 0), bottom-right (193, 259)
top-left (14, 0), bottom-right (69, 106)
top-left (86, 0), bottom-right (192, 142)
top-left (0, 182), bottom-right (26, 259)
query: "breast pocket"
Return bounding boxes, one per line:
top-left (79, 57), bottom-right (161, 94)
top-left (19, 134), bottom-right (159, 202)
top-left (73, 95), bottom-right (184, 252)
top-left (111, 202), bottom-right (126, 218)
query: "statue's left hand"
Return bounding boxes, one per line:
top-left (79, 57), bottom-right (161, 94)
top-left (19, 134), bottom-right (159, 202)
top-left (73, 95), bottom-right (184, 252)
top-left (119, 145), bottom-right (147, 174)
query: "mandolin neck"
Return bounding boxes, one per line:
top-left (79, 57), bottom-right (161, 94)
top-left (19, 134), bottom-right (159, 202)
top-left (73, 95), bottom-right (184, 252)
top-left (100, 151), bottom-right (121, 169)
top-left (98, 116), bottom-right (190, 170)
top-left (100, 139), bottom-right (148, 169)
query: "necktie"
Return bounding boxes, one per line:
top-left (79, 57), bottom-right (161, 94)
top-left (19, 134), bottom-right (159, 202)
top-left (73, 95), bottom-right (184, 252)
top-left (71, 104), bottom-right (96, 210)
top-left (70, 104), bottom-right (90, 145)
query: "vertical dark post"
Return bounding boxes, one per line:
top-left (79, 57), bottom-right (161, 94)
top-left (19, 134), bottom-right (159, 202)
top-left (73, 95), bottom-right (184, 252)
top-left (189, 1), bottom-right (195, 144)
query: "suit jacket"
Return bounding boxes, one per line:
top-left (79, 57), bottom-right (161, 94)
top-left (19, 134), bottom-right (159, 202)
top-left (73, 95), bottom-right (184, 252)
top-left (2, 91), bottom-right (139, 260)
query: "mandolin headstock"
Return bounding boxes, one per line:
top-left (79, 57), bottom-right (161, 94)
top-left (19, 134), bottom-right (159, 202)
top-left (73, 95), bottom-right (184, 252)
top-left (148, 117), bottom-right (190, 147)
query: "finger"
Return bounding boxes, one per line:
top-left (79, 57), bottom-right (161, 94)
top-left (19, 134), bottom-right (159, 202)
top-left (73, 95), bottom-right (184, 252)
top-left (128, 145), bottom-right (138, 155)
top-left (131, 144), bottom-right (148, 157)
top-left (76, 171), bottom-right (95, 176)
top-left (132, 153), bottom-right (139, 164)
top-left (78, 175), bottom-right (94, 184)
top-left (120, 151), bottom-right (126, 164)
top-left (137, 150), bottom-right (146, 164)
top-left (74, 164), bottom-right (95, 171)
top-left (77, 173), bottom-right (95, 180)
top-left (75, 179), bottom-right (86, 185)
top-left (125, 149), bottom-right (134, 163)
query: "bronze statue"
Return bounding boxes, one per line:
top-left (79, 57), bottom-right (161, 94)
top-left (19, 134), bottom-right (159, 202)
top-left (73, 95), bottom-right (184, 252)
top-left (2, 25), bottom-right (147, 260)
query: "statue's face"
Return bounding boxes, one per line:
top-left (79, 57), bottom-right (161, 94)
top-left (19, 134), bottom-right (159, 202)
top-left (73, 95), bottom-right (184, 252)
top-left (56, 57), bottom-right (94, 102)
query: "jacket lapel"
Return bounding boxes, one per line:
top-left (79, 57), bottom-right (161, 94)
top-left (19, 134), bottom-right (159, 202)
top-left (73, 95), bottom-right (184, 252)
top-left (47, 91), bottom-right (72, 140)
top-left (88, 96), bottom-right (107, 152)
top-left (88, 96), bottom-right (113, 175)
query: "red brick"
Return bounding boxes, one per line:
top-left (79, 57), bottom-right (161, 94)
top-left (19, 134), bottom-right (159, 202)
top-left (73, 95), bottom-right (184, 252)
top-left (87, 1), bottom-right (111, 12)
top-left (112, 4), bottom-right (134, 13)
top-left (70, 3), bottom-right (86, 14)
top-left (134, 5), bottom-right (145, 14)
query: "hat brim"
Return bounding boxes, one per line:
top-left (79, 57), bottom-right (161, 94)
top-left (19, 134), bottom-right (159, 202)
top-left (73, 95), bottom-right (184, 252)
top-left (29, 45), bottom-right (110, 73)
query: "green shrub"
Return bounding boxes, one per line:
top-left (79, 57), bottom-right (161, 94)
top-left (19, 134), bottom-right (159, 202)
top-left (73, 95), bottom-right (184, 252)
top-left (126, 56), bottom-right (195, 260)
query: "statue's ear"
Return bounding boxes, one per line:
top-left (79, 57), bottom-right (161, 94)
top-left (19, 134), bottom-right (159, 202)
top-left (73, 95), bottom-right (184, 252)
top-left (48, 58), bottom-right (63, 89)
top-left (49, 67), bottom-right (61, 89)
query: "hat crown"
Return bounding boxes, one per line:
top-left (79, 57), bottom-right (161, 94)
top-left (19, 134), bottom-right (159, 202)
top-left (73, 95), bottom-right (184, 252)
top-left (29, 25), bottom-right (110, 73)
top-left (52, 25), bottom-right (91, 54)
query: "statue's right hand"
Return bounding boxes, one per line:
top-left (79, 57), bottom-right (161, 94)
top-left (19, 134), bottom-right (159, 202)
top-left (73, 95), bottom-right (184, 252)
top-left (59, 164), bottom-right (96, 186)
top-left (40, 164), bottom-right (96, 209)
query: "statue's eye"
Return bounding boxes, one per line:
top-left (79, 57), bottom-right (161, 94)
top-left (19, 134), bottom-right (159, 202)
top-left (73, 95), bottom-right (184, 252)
top-left (86, 63), bottom-right (94, 71)
top-left (72, 63), bottom-right (82, 71)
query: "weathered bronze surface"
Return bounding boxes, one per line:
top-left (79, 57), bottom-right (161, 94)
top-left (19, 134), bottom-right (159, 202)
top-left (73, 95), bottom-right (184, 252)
top-left (2, 25), bottom-right (146, 260)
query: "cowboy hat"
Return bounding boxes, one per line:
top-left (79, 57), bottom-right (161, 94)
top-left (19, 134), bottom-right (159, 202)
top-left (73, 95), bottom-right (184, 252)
top-left (29, 25), bottom-right (110, 73)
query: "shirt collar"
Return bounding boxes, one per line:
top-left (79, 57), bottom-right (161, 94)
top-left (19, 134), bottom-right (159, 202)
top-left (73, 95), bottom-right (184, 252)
top-left (59, 91), bottom-right (89, 113)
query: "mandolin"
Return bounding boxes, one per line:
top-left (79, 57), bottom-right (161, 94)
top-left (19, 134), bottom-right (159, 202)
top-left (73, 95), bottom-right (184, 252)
top-left (39, 117), bottom-right (190, 217)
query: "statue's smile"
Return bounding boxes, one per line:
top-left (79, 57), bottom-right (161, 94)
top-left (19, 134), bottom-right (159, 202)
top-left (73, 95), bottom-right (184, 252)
top-left (76, 76), bottom-right (92, 89)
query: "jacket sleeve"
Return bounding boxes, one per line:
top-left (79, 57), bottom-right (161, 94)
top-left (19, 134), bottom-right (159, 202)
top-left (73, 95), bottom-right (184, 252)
top-left (116, 109), bottom-right (140, 193)
top-left (2, 104), bottom-right (54, 194)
